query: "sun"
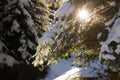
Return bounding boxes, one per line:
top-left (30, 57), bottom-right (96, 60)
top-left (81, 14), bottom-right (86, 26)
top-left (77, 9), bottom-right (89, 20)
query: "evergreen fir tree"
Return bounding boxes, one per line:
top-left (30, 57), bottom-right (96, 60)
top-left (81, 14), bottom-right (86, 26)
top-left (98, 0), bottom-right (120, 79)
top-left (0, 0), bottom-right (50, 79)
top-left (0, 0), bottom-right (38, 65)
top-left (33, 0), bottom-right (120, 79)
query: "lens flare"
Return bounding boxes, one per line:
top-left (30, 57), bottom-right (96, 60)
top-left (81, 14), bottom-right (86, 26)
top-left (77, 9), bottom-right (89, 20)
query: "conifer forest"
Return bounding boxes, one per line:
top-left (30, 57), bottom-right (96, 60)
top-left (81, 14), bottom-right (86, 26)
top-left (0, 0), bottom-right (120, 80)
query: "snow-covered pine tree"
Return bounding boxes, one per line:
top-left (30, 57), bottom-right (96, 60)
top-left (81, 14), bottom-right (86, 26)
top-left (0, 0), bottom-right (50, 79)
top-left (32, 0), bottom-right (75, 66)
top-left (33, 0), bottom-right (120, 79)
top-left (32, 0), bottom-right (51, 37)
top-left (98, 0), bottom-right (120, 79)
top-left (0, 0), bottom-right (38, 65)
top-left (33, 0), bottom-right (116, 66)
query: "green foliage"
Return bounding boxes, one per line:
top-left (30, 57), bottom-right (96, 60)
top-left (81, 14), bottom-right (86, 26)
top-left (56, 0), bottom-right (117, 60)
top-left (0, 1), bottom-right (49, 79)
top-left (32, 0), bottom-right (52, 37)
top-left (108, 57), bottom-right (120, 71)
top-left (32, 0), bottom-right (63, 67)
top-left (98, 1), bottom-right (120, 72)
top-left (0, 0), bottom-right (39, 62)
top-left (98, 29), bottom-right (108, 42)
top-left (33, 0), bottom-right (120, 69)
top-left (82, 23), bottom-right (105, 49)
top-left (71, 77), bottom-right (97, 80)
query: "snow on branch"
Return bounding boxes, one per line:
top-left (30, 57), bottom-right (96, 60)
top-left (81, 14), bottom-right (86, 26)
top-left (55, 0), bottom-right (75, 18)
top-left (100, 9), bottom-right (120, 60)
top-left (33, 0), bottom-right (75, 66)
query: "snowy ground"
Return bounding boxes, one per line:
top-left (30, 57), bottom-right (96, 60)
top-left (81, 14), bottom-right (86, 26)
top-left (44, 56), bottom-right (105, 80)
top-left (44, 57), bottom-right (74, 80)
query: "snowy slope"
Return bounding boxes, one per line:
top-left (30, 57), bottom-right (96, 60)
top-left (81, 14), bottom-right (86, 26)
top-left (45, 57), bottom-right (73, 80)
top-left (45, 56), bottom-right (105, 80)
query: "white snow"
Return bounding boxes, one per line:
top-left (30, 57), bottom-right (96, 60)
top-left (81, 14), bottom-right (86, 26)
top-left (38, 20), bottom-right (64, 45)
top-left (105, 27), bottom-right (111, 32)
top-left (115, 45), bottom-right (120, 54)
top-left (54, 67), bottom-right (80, 80)
top-left (18, 0), bottom-right (37, 38)
top-left (34, 0), bottom-right (75, 66)
top-left (15, 9), bottom-right (21, 14)
top-left (100, 9), bottom-right (120, 60)
top-left (62, 0), bottom-right (69, 4)
top-left (18, 36), bottom-right (32, 60)
top-left (97, 32), bottom-right (102, 39)
top-left (110, 1), bottom-right (116, 6)
top-left (11, 20), bottom-right (20, 32)
top-left (100, 42), bottom-right (110, 53)
top-left (0, 37), bottom-right (19, 67)
top-left (7, 0), bottom-right (17, 6)
top-left (45, 57), bottom-right (105, 80)
top-left (35, 20), bottom-right (66, 66)
top-left (105, 14), bottom-right (116, 26)
top-left (101, 54), bottom-right (116, 60)
top-left (0, 54), bottom-right (19, 67)
top-left (45, 57), bottom-right (73, 80)
top-left (28, 40), bottom-right (36, 49)
top-left (102, 16), bottom-right (120, 47)
top-left (19, 0), bottom-right (33, 7)
top-left (38, 29), bottom-right (63, 45)
top-left (55, 1), bottom-right (75, 18)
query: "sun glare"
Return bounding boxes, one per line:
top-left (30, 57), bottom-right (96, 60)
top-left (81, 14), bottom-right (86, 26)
top-left (77, 9), bottom-right (89, 20)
